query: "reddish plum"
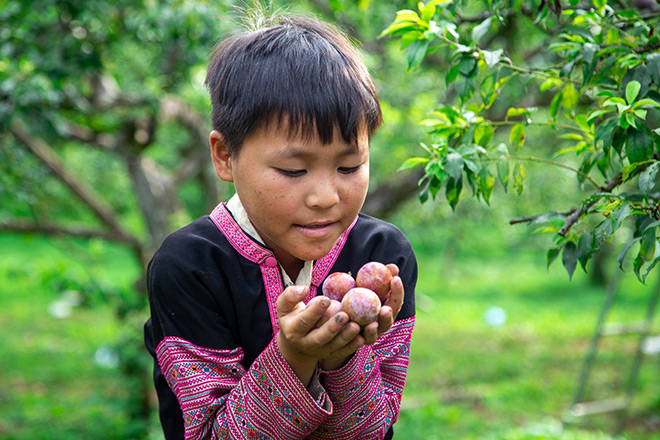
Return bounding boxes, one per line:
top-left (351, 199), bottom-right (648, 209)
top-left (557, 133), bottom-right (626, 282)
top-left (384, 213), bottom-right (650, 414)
top-left (322, 272), bottom-right (356, 301)
top-left (355, 261), bottom-right (392, 301)
top-left (341, 287), bottom-right (381, 326)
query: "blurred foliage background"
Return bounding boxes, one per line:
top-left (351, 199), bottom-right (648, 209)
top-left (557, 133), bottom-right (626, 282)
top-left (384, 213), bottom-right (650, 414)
top-left (1, 0), bottom-right (660, 439)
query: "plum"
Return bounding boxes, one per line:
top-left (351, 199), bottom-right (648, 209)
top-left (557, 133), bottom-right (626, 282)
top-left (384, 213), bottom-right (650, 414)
top-left (341, 287), bottom-right (381, 326)
top-left (322, 272), bottom-right (356, 301)
top-left (307, 296), bottom-right (344, 327)
top-left (355, 261), bottom-right (392, 301)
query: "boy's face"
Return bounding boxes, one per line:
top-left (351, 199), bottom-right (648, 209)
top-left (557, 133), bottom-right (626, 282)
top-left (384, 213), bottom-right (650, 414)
top-left (210, 121), bottom-right (369, 277)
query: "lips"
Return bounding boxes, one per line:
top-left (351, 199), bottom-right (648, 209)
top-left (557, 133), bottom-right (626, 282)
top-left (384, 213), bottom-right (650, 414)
top-left (295, 221), bottom-right (337, 238)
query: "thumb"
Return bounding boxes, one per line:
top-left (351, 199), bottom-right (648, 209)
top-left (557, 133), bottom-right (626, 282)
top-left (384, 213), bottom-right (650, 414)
top-left (276, 285), bottom-right (308, 314)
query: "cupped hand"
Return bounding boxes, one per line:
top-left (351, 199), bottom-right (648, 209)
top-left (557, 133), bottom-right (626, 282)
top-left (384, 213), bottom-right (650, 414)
top-left (361, 263), bottom-right (405, 346)
top-left (276, 285), bottom-right (363, 364)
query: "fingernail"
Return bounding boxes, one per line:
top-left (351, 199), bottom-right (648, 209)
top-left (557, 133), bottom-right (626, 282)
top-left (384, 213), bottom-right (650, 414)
top-left (320, 299), bottom-right (328, 308)
top-left (335, 315), bottom-right (345, 324)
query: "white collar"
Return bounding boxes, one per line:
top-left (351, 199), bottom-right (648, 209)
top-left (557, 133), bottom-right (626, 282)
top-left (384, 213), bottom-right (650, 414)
top-left (226, 194), bottom-right (313, 287)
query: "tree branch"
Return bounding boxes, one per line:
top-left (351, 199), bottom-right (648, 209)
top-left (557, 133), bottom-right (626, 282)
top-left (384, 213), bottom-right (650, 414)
top-left (10, 123), bottom-right (137, 245)
top-left (509, 209), bottom-right (576, 225)
top-left (362, 168), bottom-right (425, 218)
top-left (0, 219), bottom-right (140, 246)
top-left (557, 174), bottom-right (623, 236)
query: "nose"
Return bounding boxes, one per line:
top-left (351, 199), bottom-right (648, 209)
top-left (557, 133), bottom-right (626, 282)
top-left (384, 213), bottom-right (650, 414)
top-left (306, 173), bottom-right (339, 209)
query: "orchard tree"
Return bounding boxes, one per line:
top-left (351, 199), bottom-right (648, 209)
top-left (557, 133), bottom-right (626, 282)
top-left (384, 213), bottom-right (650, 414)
top-left (381, 0), bottom-right (660, 282)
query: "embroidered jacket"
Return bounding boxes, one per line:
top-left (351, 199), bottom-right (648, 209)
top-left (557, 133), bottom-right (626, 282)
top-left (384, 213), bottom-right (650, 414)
top-left (144, 203), bottom-right (417, 439)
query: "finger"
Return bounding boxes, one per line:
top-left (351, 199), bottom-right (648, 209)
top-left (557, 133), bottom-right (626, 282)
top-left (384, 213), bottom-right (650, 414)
top-left (362, 320), bottom-right (380, 345)
top-left (323, 319), bottom-right (361, 352)
top-left (329, 332), bottom-right (365, 359)
top-left (276, 285), bottom-right (309, 315)
top-left (386, 263), bottom-right (399, 277)
top-left (376, 305), bottom-right (394, 337)
top-left (383, 276), bottom-right (404, 316)
top-left (294, 298), bottom-right (329, 334)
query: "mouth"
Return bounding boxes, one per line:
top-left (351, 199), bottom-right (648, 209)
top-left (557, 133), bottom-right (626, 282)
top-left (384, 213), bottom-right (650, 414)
top-left (295, 221), bottom-right (337, 238)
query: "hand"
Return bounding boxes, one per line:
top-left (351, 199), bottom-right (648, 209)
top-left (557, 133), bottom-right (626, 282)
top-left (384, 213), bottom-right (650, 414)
top-left (320, 264), bottom-right (405, 371)
top-left (360, 263), bottom-right (405, 346)
top-left (276, 285), bottom-right (363, 384)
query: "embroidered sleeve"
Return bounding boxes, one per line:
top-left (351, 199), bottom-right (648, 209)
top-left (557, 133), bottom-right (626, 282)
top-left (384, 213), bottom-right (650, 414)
top-left (157, 336), bottom-right (332, 440)
top-left (312, 316), bottom-right (415, 439)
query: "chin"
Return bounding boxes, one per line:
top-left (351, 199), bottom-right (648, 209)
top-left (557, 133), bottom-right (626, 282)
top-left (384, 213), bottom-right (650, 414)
top-left (296, 245), bottom-right (335, 262)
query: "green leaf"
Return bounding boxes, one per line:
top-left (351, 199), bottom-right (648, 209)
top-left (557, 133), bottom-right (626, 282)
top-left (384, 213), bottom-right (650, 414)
top-left (587, 109), bottom-right (613, 125)
top-left (471, 17), bottom-right (492, 43)
top-left (474, 124), bottom-right (494, 146)
top-left (445, 176), bottom-right (462, 210)
top-left (429, 175), bottom-right (442, 199)
top-left (540, 77), bottom-right (563, 92)
top-left (578, 231), bottom-right (594, 271)
top-left (419, 2), bottom-right (436, 22)
top-left (562, 241), bottom-right (579, 280)
top-left (620, 160), bottom-right (650, 182)
top-left (633, 98), bottom-right (660, 109)
top-left (480, 73), bottom-right (497, 108)
top-left (582, 43), bottom-right (599, 64)
top-left (446, 62), bottom-right (460, 86)
top-left (455, 75), bottom-right (474, 103)
top-left (611, 202), bottom-right (633, 231)
top-left (444, 152), bottom-right (464, 180)
top-left (379, 10), bottom-right (420, 37)
top-left (642, 255), bottom-right (660, 283)
top-left (513, 161), bottom-right (525, 195)
top-left (646, 53), bottom-right (660, 85)
top-left (641, 227), bottom-right (656, 261)
top-left (399, 157), bottom-right (430, 171)
top-left (626, 80), bottom-right (641, 104)
top-left (594, 218), bottom-right (613, 248)
top-left (510, 123), bottom-right (526, 150)
top-left (497, 157), bottom-right (509, 192)
top-left (482, 48), bottom-right (503, 68)
top-left (479, 166), bottom-right (495, 205)
top-left (547, 247), bottom-right (561, 269)
top-left (639, 162), bottom-right (659, 196)
top-left (618, 236), bottom-right (642, 269)
top-left (407, 38), bottom-right (430, 70)
top-left (506, 108), bottom-right (530, 120)
top-left (593, 118), bottom-right (617, 153)
top-left (562, 84), bottom-right (578, 113)
top-left (419, 178), bottom-right (430, 203)
top-left (458, 57), bottom-right (478, 76)
top-left (626, 125), bottom-right (654, 163)
top-left (550, 92), bottom-right (562, 120)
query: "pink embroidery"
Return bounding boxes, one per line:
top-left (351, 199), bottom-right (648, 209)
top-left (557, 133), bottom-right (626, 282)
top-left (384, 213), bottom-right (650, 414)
top-left (156, 336), bottom-right (332, 439)
top-left (209, 203), bottom-right (356, 335)
top-left (156, 337), bottom-right (246, 439)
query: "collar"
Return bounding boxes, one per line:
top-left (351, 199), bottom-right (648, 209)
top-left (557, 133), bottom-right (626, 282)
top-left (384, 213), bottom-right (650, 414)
top-left (225, 194), bottom-right (313, 287)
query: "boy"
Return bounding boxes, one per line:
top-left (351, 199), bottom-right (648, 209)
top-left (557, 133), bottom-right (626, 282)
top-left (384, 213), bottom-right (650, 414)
top-left (144, 13), bottom-right (417, 440)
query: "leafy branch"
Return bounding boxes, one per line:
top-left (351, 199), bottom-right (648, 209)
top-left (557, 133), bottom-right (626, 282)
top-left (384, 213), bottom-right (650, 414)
top-left (382, 0), bottom-right (660, 281)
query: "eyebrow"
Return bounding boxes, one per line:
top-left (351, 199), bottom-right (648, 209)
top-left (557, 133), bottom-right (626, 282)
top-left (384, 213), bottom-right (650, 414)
top-left (279, 143), bottom-right (360, 159)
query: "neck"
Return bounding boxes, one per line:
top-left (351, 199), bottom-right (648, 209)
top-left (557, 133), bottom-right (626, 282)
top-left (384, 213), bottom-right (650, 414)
top-left (279, 256), bottom-right (304, 283)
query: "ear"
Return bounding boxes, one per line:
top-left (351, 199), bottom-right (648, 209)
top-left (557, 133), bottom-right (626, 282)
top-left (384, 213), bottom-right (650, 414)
top-left (209, 130), bottom-right (234, 182)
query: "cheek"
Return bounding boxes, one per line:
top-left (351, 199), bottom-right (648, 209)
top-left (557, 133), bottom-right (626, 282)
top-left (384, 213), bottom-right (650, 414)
top-left (343, 172), bottom-right (369, 207)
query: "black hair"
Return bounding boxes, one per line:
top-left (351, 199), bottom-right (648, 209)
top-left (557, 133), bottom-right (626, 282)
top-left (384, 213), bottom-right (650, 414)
top-left (205, 14), bottom-right (382, 155)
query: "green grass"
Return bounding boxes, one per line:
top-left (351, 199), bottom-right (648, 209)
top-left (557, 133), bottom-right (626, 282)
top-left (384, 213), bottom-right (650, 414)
top-left (1, 227), bottom-right (659, 439)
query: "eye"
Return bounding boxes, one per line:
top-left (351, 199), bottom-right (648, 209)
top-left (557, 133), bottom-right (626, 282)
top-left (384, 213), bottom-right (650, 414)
top-left (338, 165), bottom-right (361, 174)
top-left (277, 168), bottom-right (306, 178)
